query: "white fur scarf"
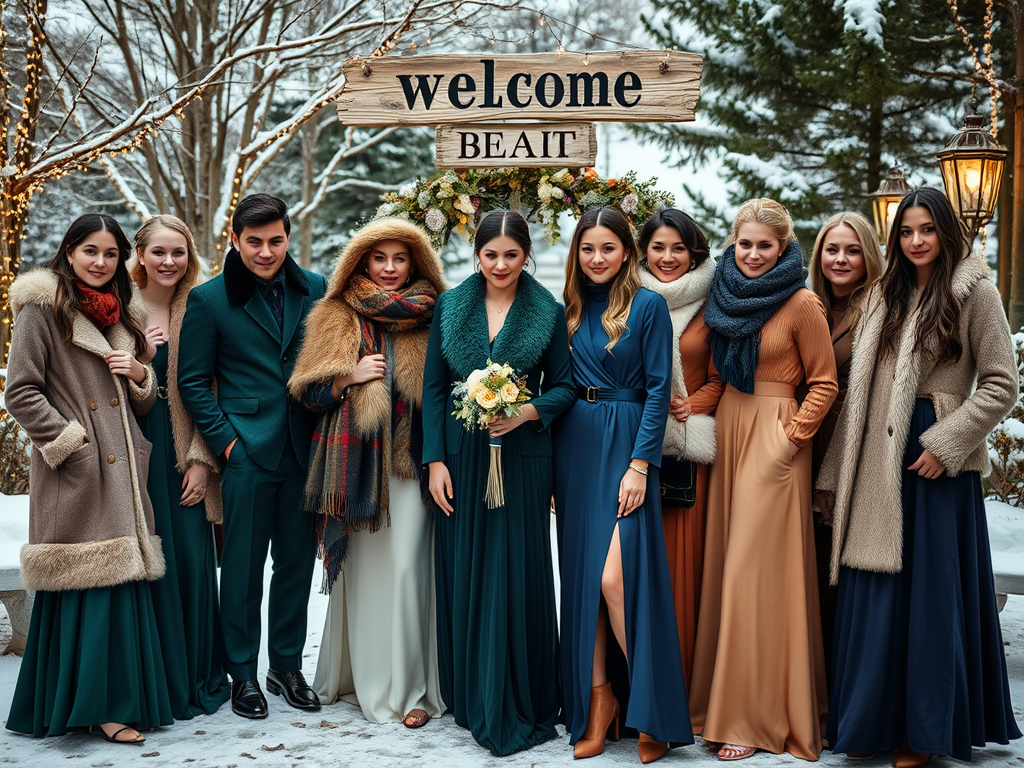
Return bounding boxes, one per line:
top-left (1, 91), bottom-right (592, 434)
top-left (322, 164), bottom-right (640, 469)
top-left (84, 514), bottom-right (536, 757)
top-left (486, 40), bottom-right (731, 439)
top-left (639, 256), bottom-right (718, 464)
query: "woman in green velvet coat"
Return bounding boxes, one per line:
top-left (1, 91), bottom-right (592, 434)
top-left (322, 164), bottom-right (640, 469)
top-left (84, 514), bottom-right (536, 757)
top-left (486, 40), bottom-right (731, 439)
top-left (422, 210), bottom-right (575, 756)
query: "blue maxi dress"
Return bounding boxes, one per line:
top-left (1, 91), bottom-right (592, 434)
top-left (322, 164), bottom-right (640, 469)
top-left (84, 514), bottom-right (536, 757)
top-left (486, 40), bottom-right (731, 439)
top-left (553, 283), bottom-right (694, 746)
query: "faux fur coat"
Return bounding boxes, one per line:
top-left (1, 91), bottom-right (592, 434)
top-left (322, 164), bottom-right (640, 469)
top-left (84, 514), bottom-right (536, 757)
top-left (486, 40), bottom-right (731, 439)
top-left (816, 255), bottom-right (1017, 583)
top-left (288, 218), bottom-right (447, 477)
top-left (7, 269), bottom-right (164, 591)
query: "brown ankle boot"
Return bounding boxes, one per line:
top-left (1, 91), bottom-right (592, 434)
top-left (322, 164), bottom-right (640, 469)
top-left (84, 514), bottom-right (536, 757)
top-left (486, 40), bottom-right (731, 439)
top-left (892, 747), bottom-right (930, 768)
top-left (638, 733), bottom-right (668, 764)
top-left (573, 682), bottom-right (620, 759)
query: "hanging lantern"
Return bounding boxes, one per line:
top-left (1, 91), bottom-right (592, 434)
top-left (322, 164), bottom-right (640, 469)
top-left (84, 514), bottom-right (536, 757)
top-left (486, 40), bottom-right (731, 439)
top-left (868, 166), bottom-right (913, 246)
top-left (936, 112), bottom-right (1008, 237)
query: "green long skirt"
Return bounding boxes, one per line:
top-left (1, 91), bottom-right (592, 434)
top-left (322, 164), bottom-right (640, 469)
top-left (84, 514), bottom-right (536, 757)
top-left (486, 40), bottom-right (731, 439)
top-left (137, 344), bottom-right (230, 718)
top-left (6, 581), bottom-right (175, 736)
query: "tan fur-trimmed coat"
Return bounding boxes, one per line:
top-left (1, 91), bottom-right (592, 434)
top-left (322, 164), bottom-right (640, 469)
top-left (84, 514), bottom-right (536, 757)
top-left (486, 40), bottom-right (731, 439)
top-left (6, 269), bottom-right (165, 592)
top-left (288, 218), bottom-right (447, 476)
top-left (165, 279), bottom-right (223, 523)
top-left (817, 255), bottom-right (1017, 583)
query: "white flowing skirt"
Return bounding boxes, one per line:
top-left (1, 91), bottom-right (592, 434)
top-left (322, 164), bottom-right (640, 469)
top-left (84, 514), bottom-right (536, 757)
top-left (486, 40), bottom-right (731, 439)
top-left (313, 475), bottom-right (445, 723)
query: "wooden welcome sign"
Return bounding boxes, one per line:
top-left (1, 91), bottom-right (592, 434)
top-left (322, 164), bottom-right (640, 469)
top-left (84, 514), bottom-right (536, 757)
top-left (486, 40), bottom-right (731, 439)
top-left (435, 123), bottom-right (597, 168)
top-left (336, 50), bottom-right (702, 168)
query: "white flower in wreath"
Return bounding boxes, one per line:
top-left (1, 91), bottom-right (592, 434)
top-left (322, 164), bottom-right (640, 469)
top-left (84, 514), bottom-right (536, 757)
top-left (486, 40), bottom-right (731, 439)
top-left (538, 182), bottom-right (555, 204)
top-left (425, 208), bottom-right (447, 232)
top-left (550, 169), bottom-right (572, 187)
top-left (376, 202), bottom-right (397, 217)
top-left (417, 191), bottom-right (432, 208)
top-left (538, 209), bottom-right (553, 224)
top-left (454, 194), bottom-right (475, 215)
top-left (399, 182), bottom-right (417, 199)
top-left (621, 193), bottom-right (639, 214)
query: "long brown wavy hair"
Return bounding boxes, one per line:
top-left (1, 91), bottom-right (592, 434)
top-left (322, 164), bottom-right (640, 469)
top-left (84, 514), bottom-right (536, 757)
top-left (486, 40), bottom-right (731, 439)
top-left (564, 207), bottom-right (641, 352)
top-left (809, 211), bottom-right (884, 332)
top-left (878, 188), bottom-right (970, 365)
top-left (49, 213), bottom-right (148, 353)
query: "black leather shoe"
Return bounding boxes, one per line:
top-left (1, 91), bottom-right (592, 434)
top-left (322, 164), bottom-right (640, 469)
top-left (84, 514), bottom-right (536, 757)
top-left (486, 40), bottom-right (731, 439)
top-left (231, 679), bottom-right (268, 719)
top-left (266, 669), bottom-right (320, 711)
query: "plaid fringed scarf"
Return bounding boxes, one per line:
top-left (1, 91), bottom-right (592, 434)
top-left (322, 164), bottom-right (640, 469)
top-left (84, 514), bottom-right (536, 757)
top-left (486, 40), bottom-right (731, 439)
top-left (305, 275), bottom-right (436, 592)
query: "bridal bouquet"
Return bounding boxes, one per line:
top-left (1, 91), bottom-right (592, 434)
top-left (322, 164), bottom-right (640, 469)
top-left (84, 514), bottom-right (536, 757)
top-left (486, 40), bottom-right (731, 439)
top-left (452, 361), bottom-right (532, 508)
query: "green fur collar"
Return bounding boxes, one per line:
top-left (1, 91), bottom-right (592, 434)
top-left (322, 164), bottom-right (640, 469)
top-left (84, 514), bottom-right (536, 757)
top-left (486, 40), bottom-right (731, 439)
top-left (440, 271), bottom-right (560, 378)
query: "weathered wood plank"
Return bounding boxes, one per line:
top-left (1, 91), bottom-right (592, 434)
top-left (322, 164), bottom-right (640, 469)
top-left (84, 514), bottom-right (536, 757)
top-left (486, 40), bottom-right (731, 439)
top-left (435, 123), bottom-right (597, 168)
top-left (337, 51), bottom-right (702, 127)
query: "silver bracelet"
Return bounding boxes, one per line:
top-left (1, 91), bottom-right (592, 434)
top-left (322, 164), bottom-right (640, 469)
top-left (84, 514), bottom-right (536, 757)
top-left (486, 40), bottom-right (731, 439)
top-left (628, 462), bottom-right (648, 476)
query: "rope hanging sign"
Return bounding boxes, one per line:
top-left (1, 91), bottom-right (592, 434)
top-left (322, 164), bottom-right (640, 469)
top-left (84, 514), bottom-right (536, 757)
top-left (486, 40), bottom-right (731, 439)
top-left (337, 51), bottom-right (703, 169)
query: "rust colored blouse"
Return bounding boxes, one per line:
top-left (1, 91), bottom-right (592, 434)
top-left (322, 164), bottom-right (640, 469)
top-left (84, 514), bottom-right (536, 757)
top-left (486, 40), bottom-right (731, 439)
top-left (700, 289), bottom-right (838, 448)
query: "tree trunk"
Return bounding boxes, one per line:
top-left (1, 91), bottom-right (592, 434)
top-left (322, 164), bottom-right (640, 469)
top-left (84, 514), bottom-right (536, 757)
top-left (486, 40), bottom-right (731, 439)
top-left (1009, 14), bottom-right (1024, 333)
top-left (0, 188), bottom-right (26, 367)
top-left (866, 96), bottom-right (884, 208)
top-left (298, 120), bottom-right (317, 269)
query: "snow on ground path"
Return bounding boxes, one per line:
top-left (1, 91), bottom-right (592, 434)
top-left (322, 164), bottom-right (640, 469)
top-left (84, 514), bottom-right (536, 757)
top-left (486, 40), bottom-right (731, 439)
top-left (0, 517), bottom-right (1023, 766)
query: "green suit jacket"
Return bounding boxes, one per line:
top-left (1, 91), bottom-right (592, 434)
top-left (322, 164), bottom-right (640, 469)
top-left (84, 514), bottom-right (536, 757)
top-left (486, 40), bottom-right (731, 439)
top-left (178, 249), bottom-right (327, 471)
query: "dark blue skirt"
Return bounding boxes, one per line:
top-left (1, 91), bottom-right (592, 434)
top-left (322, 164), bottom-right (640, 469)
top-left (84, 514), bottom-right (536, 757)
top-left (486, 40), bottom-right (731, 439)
top-left (827, 399), bottom-right (1021, 760)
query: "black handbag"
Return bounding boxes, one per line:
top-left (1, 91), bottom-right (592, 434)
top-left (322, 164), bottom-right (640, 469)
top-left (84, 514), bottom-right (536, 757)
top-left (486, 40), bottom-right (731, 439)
top-left (660, 455), bottom-right (697, 508)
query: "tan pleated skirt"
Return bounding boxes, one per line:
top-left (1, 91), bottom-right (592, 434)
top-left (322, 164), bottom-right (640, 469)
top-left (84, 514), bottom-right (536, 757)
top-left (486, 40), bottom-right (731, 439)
top-left (689, 385), bottom-right (828, 760)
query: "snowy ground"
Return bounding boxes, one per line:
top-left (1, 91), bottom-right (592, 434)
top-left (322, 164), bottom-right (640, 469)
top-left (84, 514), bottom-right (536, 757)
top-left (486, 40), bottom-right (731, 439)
top-left (1, 513), bottom-right (1023, 767)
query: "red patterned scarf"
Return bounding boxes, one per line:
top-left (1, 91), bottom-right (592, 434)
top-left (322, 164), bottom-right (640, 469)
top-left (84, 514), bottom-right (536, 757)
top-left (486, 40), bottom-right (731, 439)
top-left (306, 276), bottom-right (437, 591)
top-left (75, 281), bottom-right (121, 329)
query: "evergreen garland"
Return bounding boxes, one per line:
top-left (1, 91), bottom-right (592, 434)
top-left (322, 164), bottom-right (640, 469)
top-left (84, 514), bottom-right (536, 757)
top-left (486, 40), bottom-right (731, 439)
top-left (373, 167), bottom-right (674, 247)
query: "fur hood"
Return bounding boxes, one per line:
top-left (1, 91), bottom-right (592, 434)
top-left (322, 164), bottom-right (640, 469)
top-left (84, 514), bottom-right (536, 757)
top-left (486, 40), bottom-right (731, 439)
top-left (288, 219), bottom-right (446, 439)
top-left (818, 254), bottom-right (1017, 583)
top-left (326, 218), bottom-right (446, 300)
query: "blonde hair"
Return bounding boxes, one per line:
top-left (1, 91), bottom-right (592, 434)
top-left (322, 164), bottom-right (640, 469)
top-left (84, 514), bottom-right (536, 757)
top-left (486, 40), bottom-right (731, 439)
top-left (563, 207), bottom-right (641, 352)
top-left (809, 212), bottom-right (884, 332)
top-left (726, 198), bottom-right (796, 248)
top-left (131, 214), bottom-right (201, 289)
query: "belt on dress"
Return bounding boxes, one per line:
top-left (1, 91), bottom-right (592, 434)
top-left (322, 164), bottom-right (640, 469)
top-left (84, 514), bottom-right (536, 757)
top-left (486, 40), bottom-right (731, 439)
top-left (725, 382), bottom-right (796, 398)
top-left (576, 386), bottom-right (647, 404)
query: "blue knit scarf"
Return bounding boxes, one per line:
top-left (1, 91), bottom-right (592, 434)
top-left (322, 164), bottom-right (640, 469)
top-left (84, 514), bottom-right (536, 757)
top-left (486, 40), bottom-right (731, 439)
top-left (704, 241), bottom-right (807, 393)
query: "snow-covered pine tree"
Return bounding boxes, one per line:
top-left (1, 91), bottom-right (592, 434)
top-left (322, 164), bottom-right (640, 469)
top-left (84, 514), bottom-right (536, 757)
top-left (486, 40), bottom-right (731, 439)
top-left (635, 0), bottom-right (1012, 244)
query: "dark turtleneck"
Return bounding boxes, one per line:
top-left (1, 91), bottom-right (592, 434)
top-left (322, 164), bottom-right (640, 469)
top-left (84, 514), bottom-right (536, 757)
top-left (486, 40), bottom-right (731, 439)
top-left (586, 280), bottom-right (612, 305)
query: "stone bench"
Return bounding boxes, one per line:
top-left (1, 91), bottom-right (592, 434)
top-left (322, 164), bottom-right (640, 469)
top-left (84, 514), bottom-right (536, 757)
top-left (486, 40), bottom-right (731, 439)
top-left (986, 500), bottom-right (1024, 613)
top-left (0, 493), bottom-right (31, 655)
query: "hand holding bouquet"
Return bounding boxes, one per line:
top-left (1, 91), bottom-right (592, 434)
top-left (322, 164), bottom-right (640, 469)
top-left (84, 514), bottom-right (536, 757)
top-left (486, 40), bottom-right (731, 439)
top-left (451, 360), bottom-right (532, 430)
top-left (451, 361), bottom-right (532, 508)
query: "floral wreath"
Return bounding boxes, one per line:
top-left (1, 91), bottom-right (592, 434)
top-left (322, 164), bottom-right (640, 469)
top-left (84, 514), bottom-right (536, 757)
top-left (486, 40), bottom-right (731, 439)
top-left (373, 167), bottom-right (675, 247)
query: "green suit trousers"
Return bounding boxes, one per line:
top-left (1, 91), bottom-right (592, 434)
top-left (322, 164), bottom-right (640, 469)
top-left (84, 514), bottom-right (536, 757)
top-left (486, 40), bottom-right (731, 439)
top-left (219, 439), bottom-right (316, 680)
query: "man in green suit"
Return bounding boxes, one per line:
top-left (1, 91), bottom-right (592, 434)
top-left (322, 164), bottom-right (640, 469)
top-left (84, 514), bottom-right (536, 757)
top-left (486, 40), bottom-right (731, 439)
top-left (178, 194), bottom-right (327, 719)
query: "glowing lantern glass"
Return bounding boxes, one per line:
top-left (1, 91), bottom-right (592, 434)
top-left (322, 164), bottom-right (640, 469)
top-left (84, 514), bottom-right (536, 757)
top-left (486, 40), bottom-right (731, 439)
top-left (868, 167), bottom-right (913, 246)
top-left (935, 112), bottom-right (1008, 236)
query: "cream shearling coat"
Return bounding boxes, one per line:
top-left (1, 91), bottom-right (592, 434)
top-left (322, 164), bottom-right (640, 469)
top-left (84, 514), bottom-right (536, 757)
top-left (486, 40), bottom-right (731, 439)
top-left (817, 255), bottom-right (1017, 583)
top-left (7, 269), bottom-right (164, 591)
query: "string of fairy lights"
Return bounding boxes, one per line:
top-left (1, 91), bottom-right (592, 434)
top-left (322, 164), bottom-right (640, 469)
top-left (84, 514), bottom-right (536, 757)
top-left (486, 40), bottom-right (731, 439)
top-left (0, 0), bottom-right (1009, 298)
top-left (946, 0), bottom-right (1000, 138)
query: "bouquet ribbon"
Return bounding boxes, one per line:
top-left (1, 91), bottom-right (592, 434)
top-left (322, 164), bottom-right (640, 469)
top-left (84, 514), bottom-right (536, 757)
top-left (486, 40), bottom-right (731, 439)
top-left (485, 433), bottom-right (505, 509)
